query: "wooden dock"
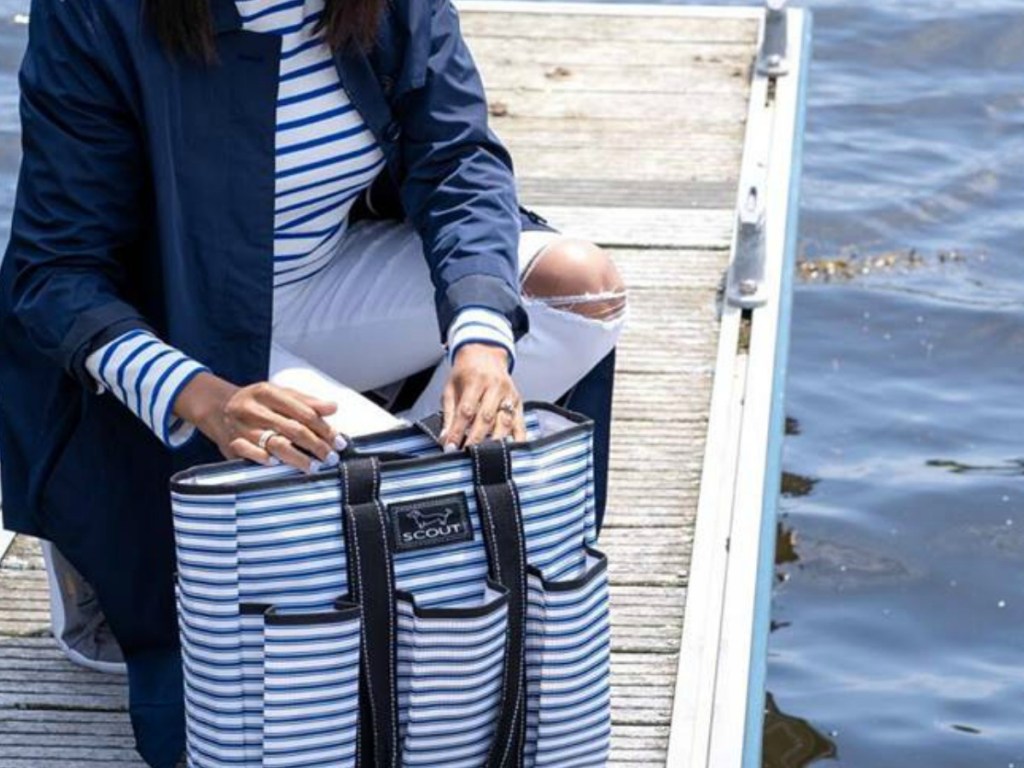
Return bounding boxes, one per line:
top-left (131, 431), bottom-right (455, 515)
top-left (0, 2), bottom-right (810, 766)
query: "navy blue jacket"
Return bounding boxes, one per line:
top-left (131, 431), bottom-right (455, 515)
top-left (0, 0), bottom-right (523, 763)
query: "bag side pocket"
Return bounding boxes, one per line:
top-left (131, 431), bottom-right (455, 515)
top-left (177, 577), bottom-right (251, 768)
top-left (396, 582), bottom-right (510, 766)
top-left (524, 547), bottom-right (612, 768)
top-left (262, 600), bottom-right (362, 768)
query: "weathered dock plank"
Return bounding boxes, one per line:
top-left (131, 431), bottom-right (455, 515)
top-left (473, 62), bottom-right (752, 96)
top-left (470, 7), bottom-right (756, 764)
top-left (521, 209), bottom-right (734, 249)
top-left (460, 12), bottom-right (757, 42)
top-left (0, 4), bottom-right (761, 766)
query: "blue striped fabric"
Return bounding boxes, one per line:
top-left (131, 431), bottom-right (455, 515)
top-left (239, 607), bottom-right (268, 761)
top-left (262, 605), bottom-right (362, 767)
top-left (237, 0), bottom-right (385, 290)
top-left (84, 330), bottom-right (209, 447)
top-left (181, 411), bottom-right (544, 493)
top-left (174, 501), bottom-right (247, 767)
top-left (397, 584), bottom-right (508, 766)
top-left (524, 550), bottom-right (612, 767)
top-left (447, 307), bottom-right (517, 371)
top-left (171, 406), bottom-right (607, 767)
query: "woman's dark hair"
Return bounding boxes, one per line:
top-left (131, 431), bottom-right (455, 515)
top-left (145, 0), bottom-right (386, 60)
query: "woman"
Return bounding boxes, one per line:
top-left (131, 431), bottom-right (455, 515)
top-left (0, 0), bottom-right (626, 764)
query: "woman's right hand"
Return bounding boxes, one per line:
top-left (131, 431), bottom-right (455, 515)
top-left (174, 371), bottom-right (343, 473)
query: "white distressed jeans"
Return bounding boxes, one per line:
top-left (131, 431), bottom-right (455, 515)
top-left (269, 219), bottom-right (625, 435)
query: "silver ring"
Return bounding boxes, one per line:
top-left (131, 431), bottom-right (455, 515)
top-left (499, 400), bottom-right (517, 415)
top-left (257, 429), bottom-right (279, 451)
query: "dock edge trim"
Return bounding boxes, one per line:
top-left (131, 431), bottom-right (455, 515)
top-left (666, 7), bottom-right (814, 768)
top-left (741, 9), bottom-right (813, 768)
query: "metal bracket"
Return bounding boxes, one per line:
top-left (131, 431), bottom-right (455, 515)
top-left (757, 0), bottom-right (789, 77)
top-left (727, 180), bottom-right (769, 308)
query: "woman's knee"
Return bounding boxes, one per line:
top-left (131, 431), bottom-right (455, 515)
top-left (522, 238), bottom-right (627, 320)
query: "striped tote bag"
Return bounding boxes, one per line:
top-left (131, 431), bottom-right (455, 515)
top-left (170, 403), bottom-right (612, 768)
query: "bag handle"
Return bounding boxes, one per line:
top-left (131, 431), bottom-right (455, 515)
top-left (341, 456), bottom-right (400, 768)
top-left (470, 440), bottom-right (528, 768)
top-left (339, 443), bottom-right (528, 768)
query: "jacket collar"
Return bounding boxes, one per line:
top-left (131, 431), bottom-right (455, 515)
top-left (205, 0), bottom-right (394, 148)
top-left (210, 0), bottom-right (243, 34)
top-left (332, 49), bottom-right (392, 142)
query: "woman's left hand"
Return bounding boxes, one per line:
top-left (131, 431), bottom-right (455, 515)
top-left (441, 343), bottom-right (526, 450)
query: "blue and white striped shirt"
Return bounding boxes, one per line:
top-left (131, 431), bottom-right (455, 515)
top-left (85, 330), bottom-right (209, 448)
top-left (239, 0), bottom-right (386, 289)
top-left (87, 0), bottom-right (515, 448)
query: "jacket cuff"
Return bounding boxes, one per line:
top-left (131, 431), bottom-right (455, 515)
top-left (62, 300), bottom-right (155, 389)
top-left (437, 274), bottom-right (528, 345)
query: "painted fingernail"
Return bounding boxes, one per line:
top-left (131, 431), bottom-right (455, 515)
top-left (443, 442), bottom-right (458, 454)
top-left (439, 427), bottom-right (448, 440)
top-left (333, 435), bottom-right (348, 451)
top-left (309, 459), bottom-right (322, 474)
top-left (325, 450), bottom-right (340, 467)
top-left (268, 456), bottom-right (282, 466)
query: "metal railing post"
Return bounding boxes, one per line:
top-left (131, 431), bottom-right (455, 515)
top-left (757, 0), bottom-right (789, 77)
top-left (727, 179), bottom-right (769, 308)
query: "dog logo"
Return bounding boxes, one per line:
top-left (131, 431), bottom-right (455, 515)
top-left (389, 494), bottom-right (473, 552)
top-left (409, 508), bottom-right (455, 530)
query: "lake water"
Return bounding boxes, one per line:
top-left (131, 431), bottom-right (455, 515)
top-left (713, 1), bottom-right (1024, 766)
top-left (1, 1), bottom-right (1022, 766)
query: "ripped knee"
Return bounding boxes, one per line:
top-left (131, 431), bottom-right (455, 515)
top-left (522, 238), bottom-right (627, 321)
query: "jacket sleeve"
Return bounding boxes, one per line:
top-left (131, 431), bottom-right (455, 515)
top-left (5, 0), bottom-right (153, 388)
top-left (398, 0), bottom-right (529, 343)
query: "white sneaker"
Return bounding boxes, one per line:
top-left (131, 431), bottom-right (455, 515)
top-left (41, 540), bottom-right (127, 675)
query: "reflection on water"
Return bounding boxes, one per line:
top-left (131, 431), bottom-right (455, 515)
top-left (777, 523), bottom-right (800, 566)
top-left (764, 693), bottom-right (838, 768)
top-left (782, 471), bottom-right (818, 500)
top-left (926, 457), bottom-right (1024, 477)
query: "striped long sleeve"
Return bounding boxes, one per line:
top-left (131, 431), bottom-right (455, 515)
top-left (85, 330), bottom-right (210, 448)
top-left (447, 308), bottom-right (517, 372)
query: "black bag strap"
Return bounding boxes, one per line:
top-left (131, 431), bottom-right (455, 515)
top-left (470, 440), bottom-right (528, 768)
top-left (415, 412), bottom-right (445, 445)
top-left (342, 456), bottom-right (399, 768)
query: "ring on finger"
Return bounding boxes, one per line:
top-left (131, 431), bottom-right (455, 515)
top-left (499, 399), bottom-right (517, 416)
top-left (257, 429), bottom-right (279, 451)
